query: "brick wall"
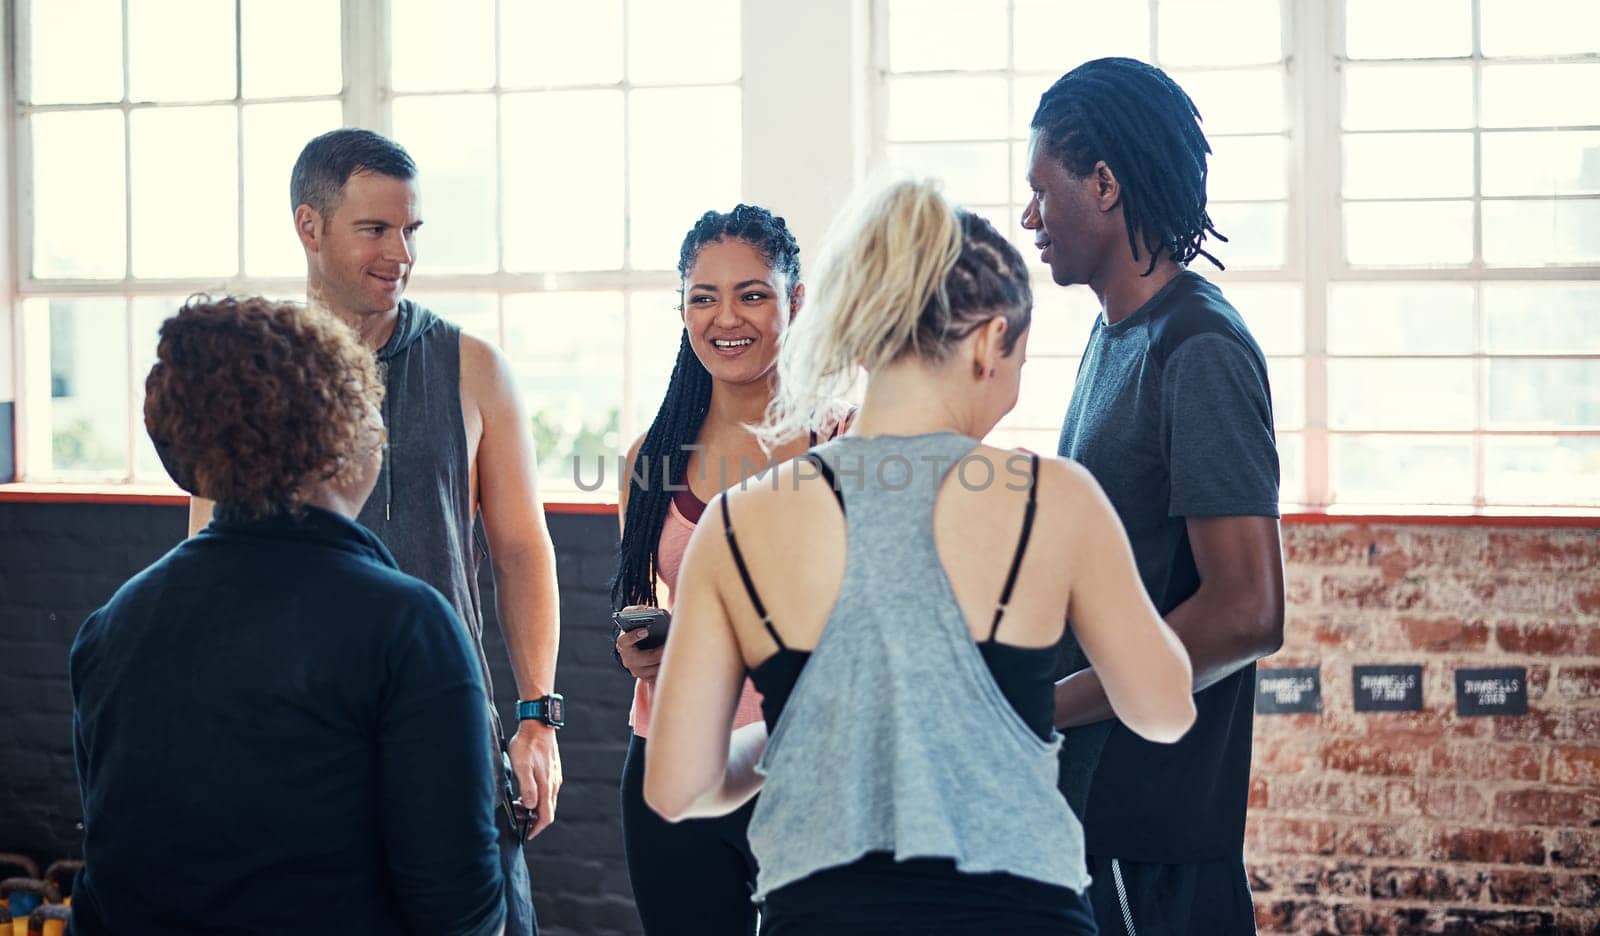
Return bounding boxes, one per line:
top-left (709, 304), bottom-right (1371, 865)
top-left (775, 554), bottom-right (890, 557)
top-left (3, 506), bottom-right (1596, 935)
top-left (1250, 524), bottom-right (1600, 935)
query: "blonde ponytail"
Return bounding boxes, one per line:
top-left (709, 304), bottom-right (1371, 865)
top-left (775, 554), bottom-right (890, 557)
top-left (759, 178), bottom-right (963, 450)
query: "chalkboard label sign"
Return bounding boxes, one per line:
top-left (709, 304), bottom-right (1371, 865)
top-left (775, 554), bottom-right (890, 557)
top-left (1455, 667), bottom-right (1528, 716)
top-left (1353, 664), bottom-right (1424, 712)
top-left (1256, 667), bottom-right (1321, 714)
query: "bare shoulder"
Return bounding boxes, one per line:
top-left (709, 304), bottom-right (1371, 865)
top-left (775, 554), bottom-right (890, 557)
top-left (459, 332), bottom-right (515, 402)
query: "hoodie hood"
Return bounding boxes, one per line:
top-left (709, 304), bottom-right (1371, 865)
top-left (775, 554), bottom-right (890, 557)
top-left (374, 299), bottom-right (439, 364)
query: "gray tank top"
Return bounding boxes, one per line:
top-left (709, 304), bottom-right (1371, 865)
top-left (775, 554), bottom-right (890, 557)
top-left (743, 432), bottom-right (1089, 900)
top-left (356, 300), bottom-right (501, 745)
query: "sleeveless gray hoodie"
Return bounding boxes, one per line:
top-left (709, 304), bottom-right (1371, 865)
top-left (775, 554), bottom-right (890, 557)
top-left (745, 432), bottom-right (1090, 900)
top-left (356, 300), bottom-right (502, 746)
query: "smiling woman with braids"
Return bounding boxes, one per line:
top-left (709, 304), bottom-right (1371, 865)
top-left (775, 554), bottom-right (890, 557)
top-left (611, 205), bottom-right (849, 935)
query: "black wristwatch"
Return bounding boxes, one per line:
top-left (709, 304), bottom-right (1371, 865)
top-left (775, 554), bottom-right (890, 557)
top-left (516, 693), bottom-right (565, 729)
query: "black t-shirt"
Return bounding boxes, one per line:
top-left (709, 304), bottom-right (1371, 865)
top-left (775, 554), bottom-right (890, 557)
top-left (1056, 270), bottom-right (1279, 863)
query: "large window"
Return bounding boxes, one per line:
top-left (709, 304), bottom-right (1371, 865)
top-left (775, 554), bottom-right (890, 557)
top-left (10, 0), bottom-right (1598, 510)
top-left (13, 0), bottom-right (741, 492)
top-left (876, 0), bottom-right (1599, 511)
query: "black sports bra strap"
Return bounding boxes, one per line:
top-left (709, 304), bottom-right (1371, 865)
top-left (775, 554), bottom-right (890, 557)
top-left (804, 452), bottom-right (846, 514)
top-left (719, 494), bottom-right (787, 650)
top-left (987, 452), bottom-right (1041, 642)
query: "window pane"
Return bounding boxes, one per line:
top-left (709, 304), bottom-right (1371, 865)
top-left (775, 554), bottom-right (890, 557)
top-left (628, 87), bottom-right (741, 271)
top-left (1208, 202), bottom-right (1286, 270)
top-left (1332, 435), bottom-right (1474, 505)
top-left (1011, 356), bottom-right (1079, 429)
top-left (391, 0), bottom-right (494, 91)
top-left (130, 106), bottom-right (238, 278)
top-left (1481, 64), bottom-right (1600, 129)
top-left (1483, 199), bottom-right (1600, 267)
top-left (244, 101), bottom-right (344, 278)
top-left (1489, 361), bottom-right (1600, 429)
top-left (27, 0), bottom-right (122, 104)
top-left (503, 292), bottom-right (625, 487)
top-left (131, 296), bottom-right (186, 483)
top-left (502, 0), bottom-right (623, 87)
top-left (1277, 432), bottom-right (1303, 505)
top-left (1344, 202), bottom-right (1474, 267)
top-left (1327, 283), bottom-right (1475, 355)
top-left (627, 0), bottom-right (741, 83)
top-left (887, 0), bottom-right (1007, 72)
top-left (391, 95), bottom-right (499, 274)
top-left (1027, 285), bottom-right (1101, 357)
top-left (1208, 136), bottom-right (1287, 200)
top-left (128, 0), bottom-right (235, 102)
top-left (629, 290), bottom-right (687, 435)
top-left (1014, 0), bottom-right (1148, 71)
top-left (1481, 0), bottom-right (1600, 57)
top-left (1345, 0), bottom-right (1472, 58)
top-left (1158, 0), bottom-right (1281, 67)
top-left (42, 297), bottom-right (130, 478)
top-left (1175, 69), bottom-right (1285, 135)
top-left (241, 0), bottom-right (341, 98)
top-left (1344, 133), bottom-right (1474, 199)
top-left (406, 292), bottom-right (499, 345)
top-left (1329, 360), bottom-right (1476, 429)
top-left (31, 110), bottom-right (126, 279)
top-left (1483, 132), bottom-right (1600, 198)
top-left (1486, 437), bottom-right (1600, 506)
top-left (1268, 357), bottom-right (1303, 430)
top-left (884, 143), bottom-right (1010, 206)
top-left (1012, 73), bottom-right (1057, 139)
top-left (887, 76), bottom-right (1010, 142)
top-left (1343, 65), bottom-right (1474, 131)
top-left (1484, 283), bottom-right (1600, 354)
top-left (503, 91), bottom-right (625, 272)
top-left (1229, 284), bottom-right (1304, 355)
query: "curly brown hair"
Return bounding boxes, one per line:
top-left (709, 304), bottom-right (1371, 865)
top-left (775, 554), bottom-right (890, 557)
top-left (144, 296), bottom-right (384, 518)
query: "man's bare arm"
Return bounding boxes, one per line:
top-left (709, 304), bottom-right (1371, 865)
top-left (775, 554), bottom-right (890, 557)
top-left (464, 335), bottom-right (563, 838)
top-left (1054, 515), bottom-right (1285, 728)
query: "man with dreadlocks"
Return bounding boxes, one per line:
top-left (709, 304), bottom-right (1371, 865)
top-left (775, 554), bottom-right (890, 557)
top-left (1021, 58), bottom-right (1285, 934)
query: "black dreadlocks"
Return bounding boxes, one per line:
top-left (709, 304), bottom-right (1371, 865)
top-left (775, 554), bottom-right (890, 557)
top-left (610, 205), bottom-right (801, 611)
top-left (1030, 57), bottom-right (1227, 275)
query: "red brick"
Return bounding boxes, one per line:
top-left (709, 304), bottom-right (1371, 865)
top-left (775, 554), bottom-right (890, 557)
top-left (1420, 782), bottom-right (1491, 822)
top-left (1269, 777), bottom-right (1384, 816)
top-left (1322, 572), bottom-right (1426, 610)
top-left (1487, 530), bottom-right (1600, 573)
top-left (1440, 909), bottom-right (1562, 935)
top-left (1376, 527), bottom-right (1489, 570)
top-left (1495, 621), bottom-right (1600, 656)
top-left (1555, 666), bottom-right (1600, 701)
top-left (1554, 912), bottom-right (1600, 936)
top-left (1284, 526), bottom-right (1372, 567)
top-left (1488, 870), bottom-right (1600, 908)
top-left (1527, 663), bottom-right (1552, 702)
top-left (1253, 734), bottom-right (1313, 774)
top-left (1253, 899), bottom-right (1337, 934)
top-left (1375, 614), bottom-right (1490, 653)
top-left (1285, 569), bottom-right (1318, 607)
top-left (1334, 906), bottom-right (1441, 935)
top-left (1367, 708), bottom-right (1485, 742)
top-left (1292, 612), bottom-right (1370, 650)
top-left (1494, 788), bottom-right (1600, 827)
top-left (1428, 742), bottom-right (1543, 782)
top-left (1332, 821), bottom-right (1415, 859)
top-left (1434, 828), bottom-right (1547, 865)
top-left (1321, 738), bottom-right (1421, 777)
top-left (1550, 830), bottom-right (1600, 869)
top-left (1578, 584), bottom-right (1600, 616)
top-left (1549, 746), bottom-right (1600, 787)
top-left (1255, 817), bottom-right (1338, 856)
top-left (1494, 708), bottom-right (1600, 744)
top-left (1370, 864), bottom-right (1487, 901)
top-left (1249, 776), bottom-right (1269, 810)
top-left (1470, 576), bottom-right (1577, 614)
top-left (1247, 858), bottom-right (1368, 899)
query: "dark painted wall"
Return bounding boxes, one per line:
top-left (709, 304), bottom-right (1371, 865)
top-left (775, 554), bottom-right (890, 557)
top-left (0, 502), bottom-right (642, 936)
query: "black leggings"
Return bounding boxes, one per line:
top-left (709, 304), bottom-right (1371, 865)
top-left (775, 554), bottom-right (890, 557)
top-left (620, 733), bottom-right (759, 936)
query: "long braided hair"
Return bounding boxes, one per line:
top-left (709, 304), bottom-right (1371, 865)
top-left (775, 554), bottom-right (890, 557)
top-left (1030, 57), bottom-right (1226, 275)
top-left (610, 205), bottom-right (801, 611)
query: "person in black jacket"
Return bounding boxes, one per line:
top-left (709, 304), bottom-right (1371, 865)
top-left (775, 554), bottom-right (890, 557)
top-left (69, 296), bottom-right (505, 936)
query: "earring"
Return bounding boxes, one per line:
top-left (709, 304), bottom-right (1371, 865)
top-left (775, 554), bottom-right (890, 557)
top-left (973, 361), bottom-right (985, 378)
top-left (988, 367), bottom-right (996, 379)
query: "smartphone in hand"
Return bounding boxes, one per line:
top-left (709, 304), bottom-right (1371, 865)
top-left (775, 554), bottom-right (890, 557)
top-left (613, 607), bottom-right (672, 650)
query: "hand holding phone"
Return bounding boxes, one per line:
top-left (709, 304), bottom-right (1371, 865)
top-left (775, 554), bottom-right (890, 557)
top-left (614, 607), bottom-right (672, 650)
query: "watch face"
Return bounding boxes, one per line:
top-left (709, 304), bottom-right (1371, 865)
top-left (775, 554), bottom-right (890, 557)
top-left (549, 698), bottom-right (565, 724)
